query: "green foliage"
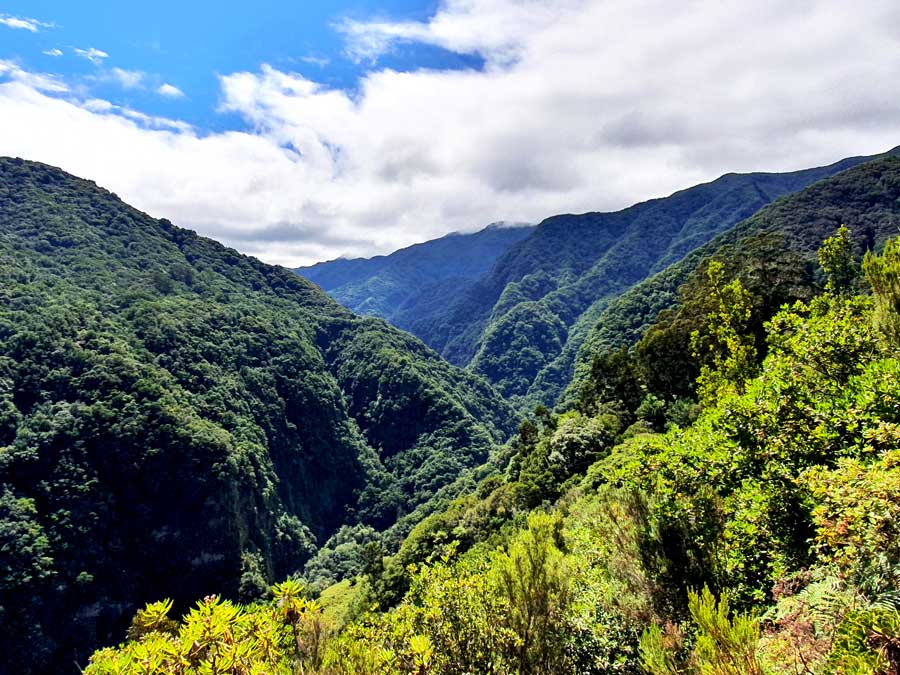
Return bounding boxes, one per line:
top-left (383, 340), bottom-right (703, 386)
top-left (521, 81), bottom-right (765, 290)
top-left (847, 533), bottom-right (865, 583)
top-left (691, 261), bottom-right (758, 403)
top-left (805, 450), bottom-right (900, 590)
top-left (590, 290), bottom-right (899, 608)
top-left (314, 153), bottom-right (873, 412)
top-left (689, 587), bottom-right (763, 675)
top-left (297, 224), bottom-right (535, 333)
top-left (14, 157), bottom-right (900, 675)
top-left (0, 489), bottom-right (53, 591)
top-left (756, 569), bottom-right (852, 675)
top-left (302, 525), bottom-right (382, 594)
top-left (827, 606), bottom-right (900, 675)
top-left (127, 599), bottom-right (179, 640)
top-left (490, 512), bottom-right (572, 674)
top-left (819, 225), bottom-right (858, 294)
top-left (0, 158), bottom-right (516, 674)
top-left (639, 623), bottom-right (683, 675)
top-left (641, 588), bottom-right (762, 675)
top-left (86, 587), bottom-right (330, 675)
top-left (84, 255), bottom-right (900, 674)
top-left (864, 235), bottom-right (900, 344)
top-left (508, 409), bottom-right (620, 507)
top-left (576, 232), bottom-right (825, 427)
top-left (577, 347), bottom-right (643, 418)
top-left (573, 154), bottom-right (900, 407)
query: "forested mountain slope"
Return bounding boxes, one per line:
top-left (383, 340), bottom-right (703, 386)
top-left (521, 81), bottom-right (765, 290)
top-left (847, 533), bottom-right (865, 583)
top-left (299, 151), bottom-right (889, 412)
top-left (83, 180), bottom-right (900, 675)
top-left (295, 222), bottom-right (534, 332)
top-left (0, 158), bottom-right (516, 675)
top-left (569, 152), bottom-right (900, 405)
top-left (441, 152), bottom-right (888, 408)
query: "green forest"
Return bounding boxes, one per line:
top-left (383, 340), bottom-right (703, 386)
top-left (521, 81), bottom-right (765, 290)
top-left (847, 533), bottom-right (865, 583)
top-left (0, 158), bottom-right (515, 674)
top-left (299, 149), bottom-right (896, 413)
top-left (3, 153), bottom-right (900, 675)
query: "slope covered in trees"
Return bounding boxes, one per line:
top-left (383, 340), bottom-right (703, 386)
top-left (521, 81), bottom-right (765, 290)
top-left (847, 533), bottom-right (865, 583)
top-left (442, 151), bottom-right (897, 409)
top-left (0, 158), bottom-right (517, 675)
top-left (298, 151), bottom-right (891, 411)
top-left (570, 153), bottom-right (900, 408)
top-left (295, 222), bottom-right (534, 333)
top-left (83, 212), bottom-right (900, 675)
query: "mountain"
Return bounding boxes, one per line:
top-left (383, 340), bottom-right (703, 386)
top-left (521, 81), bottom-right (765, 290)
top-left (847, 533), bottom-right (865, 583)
top-left (301, 152), bottom-right (889, 410)
top-left (295, 222), bottom-right (534, 332)
top-left (0, 158), bottom-right (517, 674)
top-left (80, 153), bottom-right (900, 675)
top-left (569, 152), bottom-right (900, 405)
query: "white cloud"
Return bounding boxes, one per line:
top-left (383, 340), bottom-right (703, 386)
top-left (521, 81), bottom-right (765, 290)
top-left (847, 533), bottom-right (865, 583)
top-left (109, 67), bottom-right (144, 89)
top-left (117, 107), bottom-right (192, 132)
top-left (300, 55), bottom-right (330, 68)
top-left (81, 98), bottom-right (114, 112)
top-left (338, 0), bottom-right (575, 63)
top-left (157, 83), bottom-right (185, 98)
top-left (0, 60), bottom-right (68, 93)
top-left (2, 0), bottom-right (900, 268)
top-left (43, 48), bottom-right (63, 57)
top-left (74, 47), bottom-right (109, 65)
top-left (0, 14), bottom-right (51, 32)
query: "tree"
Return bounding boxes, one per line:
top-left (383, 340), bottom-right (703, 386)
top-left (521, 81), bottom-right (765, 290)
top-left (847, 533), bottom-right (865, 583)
top-left (818, 225), bottom-right (857, 295)
top-left (578, 347), bottom-right (643, 417)
top-left (691, 261), bottom-right (757, 404)
top-left (640, 588), bottom-right (763, 675)
top-left (490, 512), bottom-right (572, 675)
top-left (863, 235), bottom-right (900, 345)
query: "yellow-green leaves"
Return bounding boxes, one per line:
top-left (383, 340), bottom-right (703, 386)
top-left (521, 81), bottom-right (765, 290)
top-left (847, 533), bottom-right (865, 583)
top-left (692, 260), bottom-right (757, 405)
top-left (864, 235), bottom-right (900, 345)
top-left (640, 588), bottom-right (763, 675)
top-left (408, 635), bottom-right (433, 672)
top-left (127, 598), bottom-right (177, 641)
top-left (819, 225), bottom-right (857, 295)
top-left (804, 450), bottom-right (900, 586)
top-left (85, 590), bottom-right (332, 675)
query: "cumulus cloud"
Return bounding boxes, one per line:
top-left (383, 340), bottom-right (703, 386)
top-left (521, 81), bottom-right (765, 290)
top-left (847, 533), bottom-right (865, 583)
top-left (338, 0), bottom-right (577, 63)
top-left (157, 83), bottom-right (185, 98)
top-left (0, 14), bottom-right (51, 32)
top-left (2, 0), bottom-right (900, 267)
top-left (43, 48), bottom-right (63, 57)
top-left (74, 47), bottom-right (109, 64)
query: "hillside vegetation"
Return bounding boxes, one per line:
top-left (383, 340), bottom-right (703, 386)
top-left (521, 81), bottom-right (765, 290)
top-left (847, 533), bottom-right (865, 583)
top-left (0, 158), bottom-right (516, 675)
top-left (6, 151), bottom-right (900, 675)
top-left (297, 151), bottom-right (891, 412)
top-left (83, 215), bottom-right (900, 675)
top-left (570, 154), bottom-right (900, 406)
top-left (296, 223), bottom-right (534, 333)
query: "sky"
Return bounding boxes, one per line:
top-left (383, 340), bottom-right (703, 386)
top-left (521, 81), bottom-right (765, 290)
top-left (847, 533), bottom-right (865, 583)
top-left (1, 1), bottom-right (900, 267)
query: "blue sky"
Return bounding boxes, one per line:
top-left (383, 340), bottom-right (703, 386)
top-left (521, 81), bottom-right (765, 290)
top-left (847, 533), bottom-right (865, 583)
top-left (2, 1), bottom-right (900, 266)
top-left (1, 0), bottom-right (482, 132)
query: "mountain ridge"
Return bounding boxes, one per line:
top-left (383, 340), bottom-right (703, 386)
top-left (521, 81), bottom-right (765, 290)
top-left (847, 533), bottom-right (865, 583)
top-left (0, 156), bottom-right (516, 674)
top-left (296, 221), bottom-right (535, 325)
top-left (300, 150), bottom-right (892, 409)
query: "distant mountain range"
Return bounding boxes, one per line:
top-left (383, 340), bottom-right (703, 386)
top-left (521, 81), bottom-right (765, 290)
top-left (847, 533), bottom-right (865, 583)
top-left (297, 149), bottom-right (896, 409)
top-left (296, 222), bottom-right (535, 332)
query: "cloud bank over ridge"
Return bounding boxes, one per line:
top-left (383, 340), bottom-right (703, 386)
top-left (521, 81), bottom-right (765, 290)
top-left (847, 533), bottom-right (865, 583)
top-left (2, 0), bottom-right (900, 266)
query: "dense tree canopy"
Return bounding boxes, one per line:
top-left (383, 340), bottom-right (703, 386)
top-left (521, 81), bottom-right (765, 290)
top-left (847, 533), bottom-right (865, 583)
top-left (301, 151), bottom-right (893, 412)
top-left (0, 158), bottom-right (516, 675)
top-left (5, 150), bottom-right (900, 675)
